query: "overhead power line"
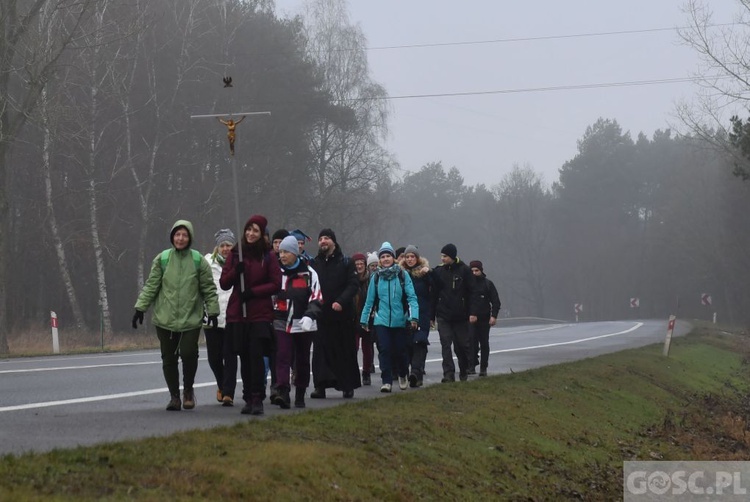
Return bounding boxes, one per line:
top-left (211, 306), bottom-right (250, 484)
top-left (363, 23), bottom-right (737, 52)
top-left (336, 75), bottom-right (734, 102)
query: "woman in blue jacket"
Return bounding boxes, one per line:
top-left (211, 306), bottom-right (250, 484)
top-left (359, 242), bottom-right (419, 393)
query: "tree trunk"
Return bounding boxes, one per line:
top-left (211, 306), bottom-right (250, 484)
top-left (0, 142), bottom-right (9, 354)
top-left (41, 88), bottom-right (86, 329)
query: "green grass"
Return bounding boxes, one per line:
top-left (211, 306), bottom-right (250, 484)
top-left (2, 324), bottom-right (749, 501)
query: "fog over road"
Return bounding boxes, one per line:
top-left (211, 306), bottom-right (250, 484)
top-left (0, 319), bottom-right (689, 455)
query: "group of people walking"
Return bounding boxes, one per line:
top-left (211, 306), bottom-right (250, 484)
top-left (132, 217), bottom-right (501, 414)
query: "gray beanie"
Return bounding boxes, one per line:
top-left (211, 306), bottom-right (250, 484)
top-left (214, 228), bottom-right (236, 247)
top-left (404, 244), bottom-right (419, 258)
top-left (279, 235), bottom-right (300, 256)
top-left (366, 252), bottom-right (379, 267)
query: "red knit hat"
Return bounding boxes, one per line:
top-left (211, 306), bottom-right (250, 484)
top-left (244, 215), bottom-right (268, 234)
top-left (352, 253), bottom-right (367, 263)
top-left (469, 260), bottom-right (483, 271)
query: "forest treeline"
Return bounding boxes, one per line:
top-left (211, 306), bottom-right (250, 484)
top-left (1, 0), bottom-right (748, 352)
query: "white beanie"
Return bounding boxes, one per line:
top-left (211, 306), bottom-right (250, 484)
top-left (279, 235), bottom-right (300, 256)
top-left (366, 252), bottom-right (379, 267)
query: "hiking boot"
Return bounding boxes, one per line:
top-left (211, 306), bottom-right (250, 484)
top-left (277, 387), bottom-right (291, 409)
top-left (398, 376), bottom-right (408, 390)
top-left (479, 368), bottom-right (488, 377)
top-left (269, 387), bottom-right (281, 406)
top-left (310, 387), bottom-right (326, 399)
top-left (294, 388), bottom-right (306, 408)
top-left (250, 395), bottom-right (264, 415)
top-left (408, 374), bottom-right (418, 388)
top-left (216, 388), bottom-right (223, 403)
top-left (459, 372), bottom-right (468, 382)
top-left (362, 372), bottom-right (371, 386)
top-left (241, 395), bottom-right (264, 415)
top-left (166, 393), bottom-right (181, 411)
top-left (416, 379), bottom-right (423, 387)
top-left (441, 374), bottom-right (455, 383)
top-left (380, 383), bottom-right (392, 393)
top-left (183, 388), bottom-right (196, 409)
top-left (467, 367), bottom-right (477, 376)
top-left (343, 390), bottom-right (354, 398)
top-left (222, 395), bottom-right (234, 407)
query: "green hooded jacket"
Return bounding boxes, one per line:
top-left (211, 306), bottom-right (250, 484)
top-left (134, 220), bottom-right (219, 331)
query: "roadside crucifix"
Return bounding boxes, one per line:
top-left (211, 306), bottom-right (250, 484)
top-left (190, 77), bottom-right (270, 316)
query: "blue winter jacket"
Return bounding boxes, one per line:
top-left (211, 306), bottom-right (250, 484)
top-left (359, 266), bottom-right (419, 328)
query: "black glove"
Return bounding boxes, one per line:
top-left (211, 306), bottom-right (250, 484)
top-left (235, 261), bottom-right (244, 274)
top-left (208, 315), bottom-right (218, 329)
top-left (132, 310), bottom-right (144, 329)
top-left (241, 288), bottom-right (254, 301)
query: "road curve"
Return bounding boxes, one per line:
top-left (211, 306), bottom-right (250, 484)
top-left (0, 319), bottom-right (689, 455)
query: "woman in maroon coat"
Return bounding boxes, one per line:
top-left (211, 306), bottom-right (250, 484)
top-left (220, 214), bottom-right (282, 415)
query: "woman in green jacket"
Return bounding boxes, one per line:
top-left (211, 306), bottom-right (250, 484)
top-left (132, 220), bottom-right (219, 411)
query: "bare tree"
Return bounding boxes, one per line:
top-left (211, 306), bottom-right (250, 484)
top-left (301, 0), bottom-right (393, 236)
top-left (676, 0), bottom-right (750, 176)
top-left (0, 0), bottom-right (96, 353)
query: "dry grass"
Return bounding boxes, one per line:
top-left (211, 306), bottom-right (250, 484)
top-left (7, 322), bottom-right (159, 356)
top-left (2, 325), bottom-right (750, 500)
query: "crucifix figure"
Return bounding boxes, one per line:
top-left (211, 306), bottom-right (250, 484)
top-left (190, 109), bottom-right (270, 314)
top-left (218, 115), bottom-right (245, 156)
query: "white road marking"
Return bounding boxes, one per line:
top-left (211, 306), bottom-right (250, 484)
top-left (0, 322), bottom-right (643, 412)
top-left (0, 381), bottom-right (221, 412)
top-left (0, 361), bottom-right (160, 374)
top-left (489, 322), bottom-right (643, 353)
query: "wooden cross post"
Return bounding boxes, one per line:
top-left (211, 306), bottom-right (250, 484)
top-left (190, 111), bottom-right (270, 317)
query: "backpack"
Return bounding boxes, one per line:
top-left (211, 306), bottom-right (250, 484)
top-left (373, 269), bottom-right (409, 316)
top-left (160, 249), bottom-right (202, 273)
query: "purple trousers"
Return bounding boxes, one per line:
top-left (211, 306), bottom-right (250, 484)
top-left (274, 328), bottom-right (313, 391)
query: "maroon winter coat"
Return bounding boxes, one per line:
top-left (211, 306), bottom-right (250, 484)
top-left (220, 248), bottom-right (282, 323)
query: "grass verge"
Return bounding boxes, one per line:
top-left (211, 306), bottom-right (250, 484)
top-left (2, 323), bottom-right (749, 501)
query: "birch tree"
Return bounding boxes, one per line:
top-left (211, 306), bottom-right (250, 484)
top-left (0, 0), bottom-right (95, 353)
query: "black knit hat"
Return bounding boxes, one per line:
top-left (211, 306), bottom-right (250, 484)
top-left (272, 229), bottom-right (290, 241)
top-left (440, 243), bottom-right (457, 260)
top-left (318, 228), bottom-right (337, 244)
top-left (470, 260), bottom-right (483, 271)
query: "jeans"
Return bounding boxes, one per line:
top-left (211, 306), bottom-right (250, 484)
top-left (375, 326), bottom-right (408, 385)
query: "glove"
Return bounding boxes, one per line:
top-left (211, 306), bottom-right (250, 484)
top-left (299, 316), bottom-right (314, 332)
top-left (235, 261), bottom-right (244, 274)
top-left (208, 315), bottom-right (218, 329)
top-left (132, 310), bottom-right (144, 329)
top-left (360, 323), bottom-right (370, 332)
top-left (240, 288), bottom-right (254, 301)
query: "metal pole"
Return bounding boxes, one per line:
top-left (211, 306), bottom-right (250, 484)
top-left (189, 79), bottom-right (271, 319)
top-left (231, 154), bottom-right (247, 318)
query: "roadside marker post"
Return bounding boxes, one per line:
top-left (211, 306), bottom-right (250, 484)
top-left (50, 311), bottom-right (60, 354)
top-left (663, 315), bottom-right (676, 357)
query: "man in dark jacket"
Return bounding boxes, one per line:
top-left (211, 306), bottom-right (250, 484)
top-left (431, 243), bottom-right (479, 382)
top-left (310, 228), bottom-right (361, 398)
top-left (468, 260), bottom-right (501, 376)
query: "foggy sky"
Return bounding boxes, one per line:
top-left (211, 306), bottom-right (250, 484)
top-left (274, 0), bottom-right (740, 187)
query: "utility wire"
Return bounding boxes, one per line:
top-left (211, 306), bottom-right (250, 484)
top-left (334, 75), bottom-right (735, 102)
top-left (362, 23), bottom-right (737, 52)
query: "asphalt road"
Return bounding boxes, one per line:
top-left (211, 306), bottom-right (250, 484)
top-left (0, 319), bottom-right (690, 456)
